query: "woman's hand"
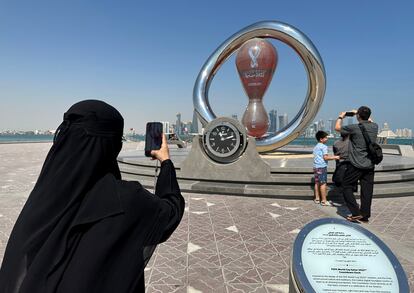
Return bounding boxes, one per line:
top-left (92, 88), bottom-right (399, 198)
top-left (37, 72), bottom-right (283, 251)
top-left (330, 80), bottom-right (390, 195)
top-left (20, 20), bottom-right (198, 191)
top-left (151, 134), bottom-right (170, 163)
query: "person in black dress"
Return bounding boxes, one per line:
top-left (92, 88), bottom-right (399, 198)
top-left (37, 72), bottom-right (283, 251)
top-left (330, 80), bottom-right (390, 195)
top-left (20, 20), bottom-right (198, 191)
top-left (0, 100), bottom-right (185, 293)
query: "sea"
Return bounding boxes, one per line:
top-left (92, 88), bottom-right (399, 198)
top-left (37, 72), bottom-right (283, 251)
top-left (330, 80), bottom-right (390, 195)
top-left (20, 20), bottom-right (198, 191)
top-left (293, 137), bottom-right (413, 147)
top-left (0, 134), bottom-right (55, 143)
top-left (0, 134), bottom-right (413, 146)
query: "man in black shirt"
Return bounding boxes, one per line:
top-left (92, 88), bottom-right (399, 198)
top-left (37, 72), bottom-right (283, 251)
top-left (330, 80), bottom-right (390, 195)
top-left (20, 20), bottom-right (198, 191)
top-left (335, 106), bottom-right (378, 223)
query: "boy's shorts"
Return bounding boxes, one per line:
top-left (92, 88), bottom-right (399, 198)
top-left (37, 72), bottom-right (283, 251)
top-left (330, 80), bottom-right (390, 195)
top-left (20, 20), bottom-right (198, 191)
top-left (314, 167), bottom-right (327, 184)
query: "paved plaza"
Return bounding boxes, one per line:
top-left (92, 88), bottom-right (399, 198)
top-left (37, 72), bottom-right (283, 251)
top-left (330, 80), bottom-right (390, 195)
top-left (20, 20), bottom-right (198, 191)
top-left (1, 142), bottom-right (413, 292)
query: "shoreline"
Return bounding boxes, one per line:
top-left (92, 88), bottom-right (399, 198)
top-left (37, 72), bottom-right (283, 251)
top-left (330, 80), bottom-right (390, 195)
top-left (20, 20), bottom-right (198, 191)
top-left (0, 141), bottom-right (53, 145)
top-left (0, 140), bottom-right (143, 145)
top-left (0, 137), bottom-right (412, 146)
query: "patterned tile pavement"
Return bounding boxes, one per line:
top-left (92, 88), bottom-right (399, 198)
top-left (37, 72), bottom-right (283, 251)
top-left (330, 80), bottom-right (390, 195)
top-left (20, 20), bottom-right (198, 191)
top-left (1, 142), bottom-right (413, 292)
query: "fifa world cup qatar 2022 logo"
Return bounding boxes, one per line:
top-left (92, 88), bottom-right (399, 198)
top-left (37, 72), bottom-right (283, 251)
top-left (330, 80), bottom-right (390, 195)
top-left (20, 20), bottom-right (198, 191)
top-left (236, 38), bottom-right (278, 138)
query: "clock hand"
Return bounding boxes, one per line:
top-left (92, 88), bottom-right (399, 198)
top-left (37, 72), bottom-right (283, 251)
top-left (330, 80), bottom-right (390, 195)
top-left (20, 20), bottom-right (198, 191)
top-left (223, 135), bottom-right (234, 140)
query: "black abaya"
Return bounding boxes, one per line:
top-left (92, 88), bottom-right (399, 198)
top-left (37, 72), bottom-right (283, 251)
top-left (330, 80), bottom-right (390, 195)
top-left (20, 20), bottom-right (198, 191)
top-left (0, 100), bottom-right (184, 293)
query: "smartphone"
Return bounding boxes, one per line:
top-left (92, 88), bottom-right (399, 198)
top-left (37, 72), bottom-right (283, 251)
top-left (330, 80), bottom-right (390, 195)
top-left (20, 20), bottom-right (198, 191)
top-left (345, 112), bottom-right (355, 117)
top-left (145, 122), bottom-right (163, 157)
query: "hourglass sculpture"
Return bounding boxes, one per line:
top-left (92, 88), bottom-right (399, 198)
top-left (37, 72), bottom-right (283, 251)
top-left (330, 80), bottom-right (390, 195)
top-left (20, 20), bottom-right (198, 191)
top-left (236, 38), bottom-right (278, 138)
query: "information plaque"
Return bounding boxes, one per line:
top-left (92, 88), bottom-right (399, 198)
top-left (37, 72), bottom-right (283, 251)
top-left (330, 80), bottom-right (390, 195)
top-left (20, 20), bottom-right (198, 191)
top-left (290, 218), bottom-right (409, 293)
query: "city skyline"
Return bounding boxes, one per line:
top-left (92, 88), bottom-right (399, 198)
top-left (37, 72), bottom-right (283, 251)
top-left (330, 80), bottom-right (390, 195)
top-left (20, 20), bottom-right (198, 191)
top-left (0, 1), bottom-right (413, 132)
top-left (3, 111), bottom-right (412, 140)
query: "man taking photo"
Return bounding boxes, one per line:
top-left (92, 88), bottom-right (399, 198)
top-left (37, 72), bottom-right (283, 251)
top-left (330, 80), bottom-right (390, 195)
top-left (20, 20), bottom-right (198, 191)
top-left (335, 106), bottom-right (379, 223)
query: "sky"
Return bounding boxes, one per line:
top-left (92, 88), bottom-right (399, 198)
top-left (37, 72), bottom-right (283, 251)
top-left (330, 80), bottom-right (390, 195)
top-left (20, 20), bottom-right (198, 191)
top-left (0, 0), bottom-right (413, 133)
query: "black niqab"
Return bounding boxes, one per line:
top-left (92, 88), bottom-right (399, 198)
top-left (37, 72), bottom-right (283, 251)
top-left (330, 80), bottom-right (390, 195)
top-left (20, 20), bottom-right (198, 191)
top-left (0, 100), bottom-right (184, 293)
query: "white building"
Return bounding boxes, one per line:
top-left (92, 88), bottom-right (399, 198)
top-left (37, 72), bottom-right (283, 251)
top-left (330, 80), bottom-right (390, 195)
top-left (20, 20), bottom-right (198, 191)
top-left (161, 121), bottom-right (171, 134)
top-left (278, 114), bottom-right (288, 130)
top-left (396, 128), bottom-right (413, 138)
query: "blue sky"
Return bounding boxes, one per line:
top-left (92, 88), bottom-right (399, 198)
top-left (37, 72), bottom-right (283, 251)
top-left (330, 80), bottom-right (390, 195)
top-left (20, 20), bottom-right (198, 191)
top-left (0, 0), bottom-right (413, 133)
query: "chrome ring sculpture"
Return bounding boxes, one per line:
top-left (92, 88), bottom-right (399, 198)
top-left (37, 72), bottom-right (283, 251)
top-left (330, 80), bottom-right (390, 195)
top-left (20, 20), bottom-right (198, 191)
top-left (193, 21), bottom-right (326, 153)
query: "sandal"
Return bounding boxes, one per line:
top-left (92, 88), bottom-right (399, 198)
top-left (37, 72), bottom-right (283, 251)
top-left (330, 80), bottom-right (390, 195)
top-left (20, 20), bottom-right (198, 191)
top-left (320, 201), bottom-right (332, 206)
top-left (346, 215), bottom-right (363, 223)
top-left (313, 199), bottom-right (320, 204)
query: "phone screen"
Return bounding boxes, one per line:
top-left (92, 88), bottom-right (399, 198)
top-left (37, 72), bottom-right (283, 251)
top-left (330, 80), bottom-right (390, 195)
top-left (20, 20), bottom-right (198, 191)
top-left (145, 122), bottom-right (163, 157)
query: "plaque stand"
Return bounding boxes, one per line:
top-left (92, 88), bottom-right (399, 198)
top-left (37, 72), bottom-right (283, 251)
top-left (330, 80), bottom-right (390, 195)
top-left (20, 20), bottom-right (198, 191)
top-left (289, 218), bottom-right (409, 293)
top-left (180, 135), bottom-right (271, 182)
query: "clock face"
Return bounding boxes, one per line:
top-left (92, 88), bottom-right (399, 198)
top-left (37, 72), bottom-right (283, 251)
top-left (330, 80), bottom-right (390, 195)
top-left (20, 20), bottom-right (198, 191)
top-left (206, 125), bottom-right (239, 157)
top-left (203, 120), bottom-right (245, 163)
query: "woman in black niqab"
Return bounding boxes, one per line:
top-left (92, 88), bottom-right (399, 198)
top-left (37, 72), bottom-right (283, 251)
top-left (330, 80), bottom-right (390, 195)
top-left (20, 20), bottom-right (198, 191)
top-left (0, 100), bottom-right (184, 293)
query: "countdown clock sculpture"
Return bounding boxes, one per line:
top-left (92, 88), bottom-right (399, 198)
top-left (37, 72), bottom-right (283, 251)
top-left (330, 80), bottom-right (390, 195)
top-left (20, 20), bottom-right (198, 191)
top-left (194, 21), bottom-right (326, 153)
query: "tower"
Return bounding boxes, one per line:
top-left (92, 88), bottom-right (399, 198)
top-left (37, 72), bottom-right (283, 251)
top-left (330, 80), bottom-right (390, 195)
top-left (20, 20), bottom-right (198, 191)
top-left (269, 109), bottom-right (277, 132)
top-left (328, 119), bottom-right (335, 135)
top-left (176, 113), bottom-right (182, 135)
top-left (191, 110), bottom-right (199, 134)
top-left (278, 113), bottom-right (288, 130)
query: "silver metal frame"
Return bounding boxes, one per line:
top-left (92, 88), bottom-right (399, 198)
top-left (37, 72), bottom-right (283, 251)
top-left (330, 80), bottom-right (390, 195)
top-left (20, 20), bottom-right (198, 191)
top-left (193, 21), bottom-right (326, 153)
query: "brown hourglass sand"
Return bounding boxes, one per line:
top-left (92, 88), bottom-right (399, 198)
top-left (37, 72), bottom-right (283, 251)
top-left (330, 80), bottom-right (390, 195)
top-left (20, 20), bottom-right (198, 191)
top-left (236, 38), bottom-right (278, 138)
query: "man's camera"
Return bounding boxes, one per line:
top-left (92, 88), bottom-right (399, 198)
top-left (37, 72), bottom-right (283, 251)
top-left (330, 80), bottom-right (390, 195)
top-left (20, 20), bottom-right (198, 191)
top-left (345, 111), bottom-right (356, 117)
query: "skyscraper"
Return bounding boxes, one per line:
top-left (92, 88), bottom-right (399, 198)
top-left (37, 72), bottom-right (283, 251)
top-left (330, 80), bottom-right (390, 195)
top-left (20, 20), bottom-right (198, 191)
top-left (278, 113), bottom-right (288, 130)
top-left (328, 119), bottom-right (335, 135)
top-left (176, 113), bottom-right (182, 135)
top-left (268, 109), bottom-right (277, 132)
top-left (184, 121), bottom-right (192, 134)
top-left (318, 119), bottom-right (325, 132)
top-left (191, 110), bottom-right (199, 134)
